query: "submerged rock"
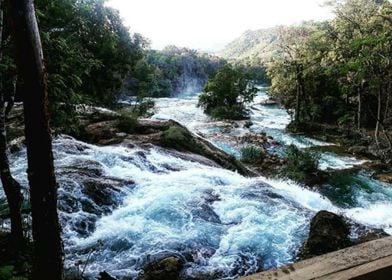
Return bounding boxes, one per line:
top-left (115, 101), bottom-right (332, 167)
top-left (299, 211), bottom-right (352, 259)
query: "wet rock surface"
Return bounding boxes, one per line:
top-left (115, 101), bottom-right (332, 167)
top-left (79, 112), bottom-right (255, 177)
top-left (139, 253), bottom-right (185, 280)
top-left (298, 211), bottom-right (352, 259)
top-left (57, 158), bottom-right (135, 237)
top-left (299, 211), bottom-right (390, 260)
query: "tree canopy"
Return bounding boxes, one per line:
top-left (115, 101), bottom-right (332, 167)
top-left (267, 0), bottom-right (392, 149)
top-left (198, 65), bottom-right (258, 120)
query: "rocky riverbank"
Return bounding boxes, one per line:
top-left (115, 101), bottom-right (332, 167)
top-left (287, 122), bottom-right (392, 163)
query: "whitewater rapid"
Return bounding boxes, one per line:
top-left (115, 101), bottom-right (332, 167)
top-left (1, 89), bottom-right (391, 279)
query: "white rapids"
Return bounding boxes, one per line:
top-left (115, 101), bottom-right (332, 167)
top-left (0, 89), bottom-right (390, 279)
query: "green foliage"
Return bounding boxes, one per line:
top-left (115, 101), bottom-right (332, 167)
top-left (267, 0), bottom-right (392, 133)
top-left (220, 27), bottom-right (279, 69)
top-left (162, 126), bottom-right (188, 145)
top-left (240, 146), bottom-right (264, 163)
top-left (281, 145), bottom-right (320, 182)
top-left (127, 46), bottom-right (227, 98)
top-left (1, 0), bottom-right (149, 131)
top-left (0, 265), bottom-right (14, 280)
top-left (0, 263), bottom-right (29, 280)
top-left (160, 126), bottom-right (199, 152)
top-left (198, 65), bottom-right (258, 120)
top-left (117, 114), bottom-right (138, 134)
top-left (136, 98), bottom-right (155, 116)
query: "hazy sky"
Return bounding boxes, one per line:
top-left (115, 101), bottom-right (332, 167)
top-left (107, 0), bottom-right (333, 51)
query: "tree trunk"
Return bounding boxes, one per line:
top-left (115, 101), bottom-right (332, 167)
top-left (7, 0), bottom-right (64, 279)
top-left (384, 82), bottom-right (390, 122)
top-left (295, 82), bottom-right (300, 124)
top-left (357, 86), bottom-right (362, 131)
top-left (375, 86), bottom-right (382, 147)
top-left (0, 0), bottom-right (24, 247)
top-left (295, 65), bottom-right (302, 125)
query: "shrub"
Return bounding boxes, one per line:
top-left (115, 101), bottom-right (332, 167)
top-left (117, 114), bottom-right (138, 133)
top-left (281, 145), bottom-right (320, 182)
top-left (135, 98), bottom-right (155, 116)
top-left (161, 126), bottom-right (193, 151)
top-left (240, 146), bottom-right (264, 163)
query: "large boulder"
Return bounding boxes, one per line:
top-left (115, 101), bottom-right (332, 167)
top-left (299, 211), bottom-right (352, 259)
top-left (79, 112), bottom-right (255, 177)
top-left (139, 255), bottom-right (185, 280)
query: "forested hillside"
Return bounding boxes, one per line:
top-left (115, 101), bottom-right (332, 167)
top-left (219, 27), bottom-right (279, 65)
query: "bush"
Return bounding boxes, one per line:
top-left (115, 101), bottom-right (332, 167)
top-left (240, 146), bottom-right (264, 163)
top-left (281, 145), bottom-right (320, 182)
top-left (161, 126), bottom-right (192, 149)
top-left (117, 114), bottom-right (138, 133)
top-left (134, 98), bottom-right (155, 116)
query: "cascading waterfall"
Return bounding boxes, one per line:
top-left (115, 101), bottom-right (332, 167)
top-left (1, 89), bottom-right (391, 279)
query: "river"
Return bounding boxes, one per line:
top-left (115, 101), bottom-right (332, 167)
top-left (1, 89), bottom-right (391, 279)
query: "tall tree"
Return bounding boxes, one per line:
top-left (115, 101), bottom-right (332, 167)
top-left (0, 0), bottom-right (24, 247)
top-left (7, 0), bottom-right (63, 279)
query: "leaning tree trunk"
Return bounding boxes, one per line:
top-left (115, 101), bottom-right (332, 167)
top-left (357, 86), bottom-right (362, 131)
top-left (295, 65), bottom-right (302, 126)
top-left (0, 0), bottom-right (24, 247)
top-left (375, 85), bottom-right (382, 147)
top-left (7, 0), bottom-right (64, 279)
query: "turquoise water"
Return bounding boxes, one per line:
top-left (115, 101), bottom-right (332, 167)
top-left (0, 89), bottom-right (390, 279)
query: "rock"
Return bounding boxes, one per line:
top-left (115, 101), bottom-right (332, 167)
top-left (299, 211), bottom-right (352, 259)
top-left (140, 255), bottom-right (185, 280)
top-left (78, 112), bottom-right (255, 176)
top-left (354, 227), bottom-right (389, 244)
top-left (8, 137), bottom-right (25, 153)
top-left (375, 173), bottom-right (392, 184)
top-left (244, 120), bottom-right (253, 128)
top-left (98, 271), bottom-right (117, 280)
top-left (347, 145), bottom-right (368, 156)
top-left (64, 266), bottom-right (81, 280)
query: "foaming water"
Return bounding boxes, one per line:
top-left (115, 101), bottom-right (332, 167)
top-left (152, 90), bottom-right (363, 171)
top-left (58, 139), bottom-right (333, 278)
top-left (2, 135), bottom-right (391, 279)
top-left (319, 152), bottom-right (368, 171)
top-left (1, 89), bottom-right (390, 279)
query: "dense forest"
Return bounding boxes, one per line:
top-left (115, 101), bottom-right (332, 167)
top-left (1, 0), bottom-right (227, 133)
top-left (269, 0), bottom-right (392, 154)
top-left (126, 46), bottom-right (227, 98)
top-left (223, 0), bottom-right (392, 156)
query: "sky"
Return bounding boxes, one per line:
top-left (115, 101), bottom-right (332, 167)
top-left (107, 0), bottom-right (334, 52)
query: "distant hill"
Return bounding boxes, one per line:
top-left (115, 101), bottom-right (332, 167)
top-left (218, 27), bottom-right (280, 66)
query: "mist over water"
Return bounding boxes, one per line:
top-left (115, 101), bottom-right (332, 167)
top-left (1, 89), bottom-right (391, 279)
